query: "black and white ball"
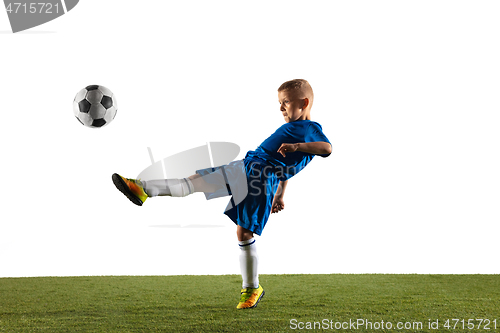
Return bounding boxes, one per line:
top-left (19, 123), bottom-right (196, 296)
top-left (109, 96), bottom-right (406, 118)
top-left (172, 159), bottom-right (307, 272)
top-left (73, 85), bottom-right (117, 128)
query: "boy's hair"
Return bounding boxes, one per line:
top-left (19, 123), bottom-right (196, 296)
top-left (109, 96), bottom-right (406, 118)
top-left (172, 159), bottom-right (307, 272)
top-left (278, 79), bottom-right (314, 101)
top-left (278, 79), bottom-right (314, 100)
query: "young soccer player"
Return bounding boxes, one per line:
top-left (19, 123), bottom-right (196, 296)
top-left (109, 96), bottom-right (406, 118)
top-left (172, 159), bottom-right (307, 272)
top-left (112, 79), bottom-right (331, 309)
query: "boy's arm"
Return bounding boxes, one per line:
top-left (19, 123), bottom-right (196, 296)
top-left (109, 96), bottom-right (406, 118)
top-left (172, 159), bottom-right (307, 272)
top-left (271, 180), bottom-right (287, 213)
top-left (277, 179), bottom-right (288, 197)
top-left (277, 141), bottom-right (332, 157)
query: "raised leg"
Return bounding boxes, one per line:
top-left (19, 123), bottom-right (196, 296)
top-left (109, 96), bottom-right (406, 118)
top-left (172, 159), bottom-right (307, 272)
top-left (188, 173), bottom-right (224, 193)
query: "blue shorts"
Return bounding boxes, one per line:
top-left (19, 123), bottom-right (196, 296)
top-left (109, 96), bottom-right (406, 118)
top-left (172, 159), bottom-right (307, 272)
top-left (196, 158), bottom-right (280, 236)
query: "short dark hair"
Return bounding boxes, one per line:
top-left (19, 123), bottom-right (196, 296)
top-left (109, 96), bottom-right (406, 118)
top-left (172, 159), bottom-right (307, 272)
top-left (278, 79), bottom-right (312, 93)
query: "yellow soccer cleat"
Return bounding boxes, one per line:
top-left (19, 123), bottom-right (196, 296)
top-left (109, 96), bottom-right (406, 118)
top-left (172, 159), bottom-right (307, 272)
top-left (112, 173), bottom-right (148, 206)
top-left (236, 285), bottom-right (265, 309)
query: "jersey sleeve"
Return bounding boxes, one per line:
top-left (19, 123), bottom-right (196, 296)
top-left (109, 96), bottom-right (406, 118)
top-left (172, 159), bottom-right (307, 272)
top-left (305, 122), bottom-right (331, 157)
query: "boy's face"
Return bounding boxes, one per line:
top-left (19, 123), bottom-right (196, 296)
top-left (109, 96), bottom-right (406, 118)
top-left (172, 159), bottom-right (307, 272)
top-left (278, 90), bottom-right (308, 123)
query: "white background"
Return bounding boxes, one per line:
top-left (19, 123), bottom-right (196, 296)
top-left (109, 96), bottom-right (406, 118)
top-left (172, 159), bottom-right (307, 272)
top-left (0, 1), bottom-right (499, 277)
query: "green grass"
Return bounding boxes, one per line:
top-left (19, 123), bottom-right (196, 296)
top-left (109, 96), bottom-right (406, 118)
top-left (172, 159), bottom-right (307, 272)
top-left (1, 274), bottom-right (499, 332)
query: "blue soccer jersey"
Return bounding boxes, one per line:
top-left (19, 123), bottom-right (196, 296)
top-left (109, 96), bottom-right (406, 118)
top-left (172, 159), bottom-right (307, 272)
top-left (196, 119), bottom-right (330, 235)
top-left (245, 120), bottom-right (331, 180)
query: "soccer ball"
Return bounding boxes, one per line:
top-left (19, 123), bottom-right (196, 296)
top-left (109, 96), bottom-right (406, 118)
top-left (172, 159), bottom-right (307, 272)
top-left (73, 85), bottom-right (117, 128)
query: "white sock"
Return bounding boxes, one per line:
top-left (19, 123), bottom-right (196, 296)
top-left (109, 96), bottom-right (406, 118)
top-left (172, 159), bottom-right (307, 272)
top-left (142, 178), bottom-right (194, 197)
top-left (239, 237), bottom-right (259, 289)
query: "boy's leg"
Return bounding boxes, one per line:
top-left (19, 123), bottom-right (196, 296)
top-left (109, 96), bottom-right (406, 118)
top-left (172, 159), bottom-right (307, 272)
top-left (141, 174), bottom-right (223, 197)
top-left (188, 174), bottom-right (224, 193)
top-left (237, 226), bottom-right (258, 288)
top-left (236, 225), bottom-right (264, 309)
top-left (113, 171), bottom-right (226, 206)
top-left (236, 225), bottom-right (254, 242)
top-left (112, 173), bottom-right (198, 206)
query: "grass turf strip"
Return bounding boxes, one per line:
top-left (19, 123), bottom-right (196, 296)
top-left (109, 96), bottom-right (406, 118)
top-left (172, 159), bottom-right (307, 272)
top-left (0, 274), bottom-right (499, 332)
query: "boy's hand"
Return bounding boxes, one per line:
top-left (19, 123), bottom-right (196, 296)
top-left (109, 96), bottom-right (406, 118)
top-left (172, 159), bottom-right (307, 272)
top-left (277, 143), bottom-right (299, 157)
top-left (271, 195), bottom-right (285, 214)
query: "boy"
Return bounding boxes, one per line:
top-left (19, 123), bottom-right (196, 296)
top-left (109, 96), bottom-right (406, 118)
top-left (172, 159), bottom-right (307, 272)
top-left (112, 79), bottom-right (331, 309)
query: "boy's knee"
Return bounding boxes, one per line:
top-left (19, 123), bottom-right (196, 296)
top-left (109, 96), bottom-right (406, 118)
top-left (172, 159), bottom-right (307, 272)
top-left (237, 226), bottom-right (254, 241)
